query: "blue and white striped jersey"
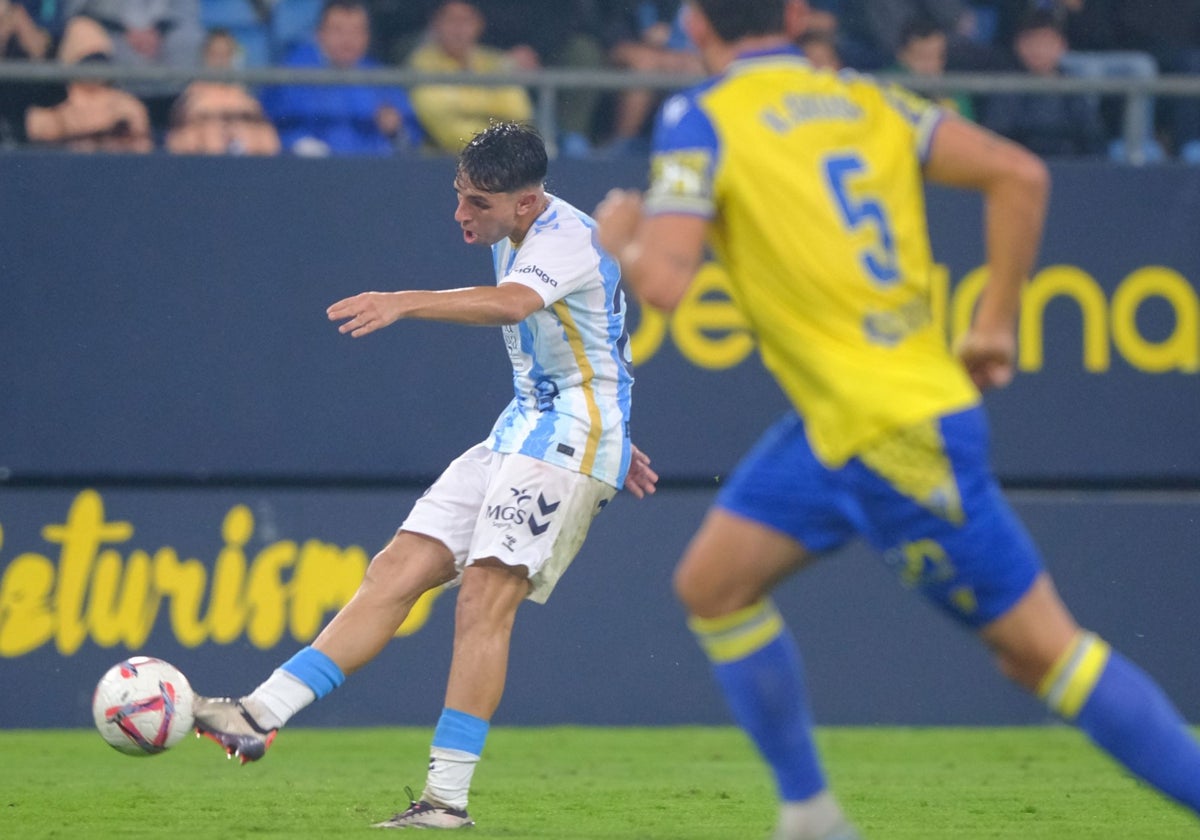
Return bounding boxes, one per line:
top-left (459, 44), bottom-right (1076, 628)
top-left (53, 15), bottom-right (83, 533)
top-left (489, 195), bottom-right (634, 489)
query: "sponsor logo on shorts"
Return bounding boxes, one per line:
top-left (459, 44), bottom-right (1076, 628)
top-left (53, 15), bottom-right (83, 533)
top-left (485, 488), bottom-right (559, 537)
top-left (527, 492), bottom-right (559, 536)
top-left (486, 504), bottom-right (528, 524)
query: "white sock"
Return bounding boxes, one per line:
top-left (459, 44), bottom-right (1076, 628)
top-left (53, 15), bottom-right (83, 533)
top-left (774, 791), bottom-right (857, 840)
top-left (244, 668), bottom-right (317, 730)
top-left (422, 746), bottom-right (480, 811)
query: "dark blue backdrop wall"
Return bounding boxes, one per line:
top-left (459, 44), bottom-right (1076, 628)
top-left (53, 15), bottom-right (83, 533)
top-left (1, 155), bottom-right (1198, 728)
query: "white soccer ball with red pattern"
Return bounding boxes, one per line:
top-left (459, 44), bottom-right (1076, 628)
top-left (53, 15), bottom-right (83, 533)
top-left (92, 656), bottom-right (195, 756)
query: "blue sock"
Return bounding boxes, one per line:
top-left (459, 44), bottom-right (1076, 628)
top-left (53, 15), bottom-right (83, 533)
top-left (279, 646), bottom-right (345, 699)
top-left (689, 600), bottom-right (826, 802)
top-left (1041, 632), bottom-right (1200, 813)
top-left (432, 707), bottom-right (490, 755)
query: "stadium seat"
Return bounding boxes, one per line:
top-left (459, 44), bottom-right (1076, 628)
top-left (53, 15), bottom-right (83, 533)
top-left (232, 26), bottom-right (272, 68)
top-left (967, 4), bottom-right (998, 46)
top-left (1059, 51), bottom-right (1167, 165)
top-left (201, 0), bottom-right (263, 29)
top-left (201, 0), bottom-right (272, 67)
top-left (271, 0), bottom-right (323, 58)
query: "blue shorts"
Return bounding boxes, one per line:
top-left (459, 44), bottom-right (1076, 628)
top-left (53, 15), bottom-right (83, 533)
top-left (716, 407), bottom-right (1042, 628)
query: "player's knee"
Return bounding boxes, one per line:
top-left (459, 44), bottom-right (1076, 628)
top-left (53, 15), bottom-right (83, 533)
top-left (991, 649), bottom-right (1030, 689)
top-left (453, 585), bottom-right (519, 640)
top-left (673, 557), bottom-right (744, 618)
top-left (454, 563), bottom-right (526, 633)
top-left (361, 536), bottom-right (454, 601)
top-left (672, 558), bottom-right (704, 612)
top-left (990, 645), bottom-right (1059, 694)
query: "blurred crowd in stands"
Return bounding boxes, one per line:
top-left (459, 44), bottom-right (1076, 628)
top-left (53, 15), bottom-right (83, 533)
top-left (0, 0), bottom-right (1197, 162)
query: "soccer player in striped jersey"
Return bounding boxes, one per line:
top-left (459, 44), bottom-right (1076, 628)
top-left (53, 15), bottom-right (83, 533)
top-left (596, 2), bottom-right (1200, 838)
top-left (194, 122), bottom-right (657, 829)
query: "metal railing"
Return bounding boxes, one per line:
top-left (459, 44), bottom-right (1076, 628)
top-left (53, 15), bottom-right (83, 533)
top-left (2, 62), bottom-right (1199, 163)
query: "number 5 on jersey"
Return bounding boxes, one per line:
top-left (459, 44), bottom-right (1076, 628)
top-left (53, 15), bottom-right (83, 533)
top-left (823, 153), bottom-right (899, 287)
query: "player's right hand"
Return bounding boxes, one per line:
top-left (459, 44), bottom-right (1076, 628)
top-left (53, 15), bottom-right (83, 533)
top-left (955, 328), bottom-right (1016, 391)
top-left (594, 189), bottom-right (644, 259)
top-left (327, 292), bottom-right (405, 338)
top-left (624, 444), bottom-right (658, 499)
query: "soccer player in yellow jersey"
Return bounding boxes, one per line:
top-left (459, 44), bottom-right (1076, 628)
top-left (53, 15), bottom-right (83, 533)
top-left (596, 1), bottom-right (1200, 838)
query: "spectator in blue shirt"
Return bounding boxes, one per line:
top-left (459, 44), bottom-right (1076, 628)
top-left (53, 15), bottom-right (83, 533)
top-left (262, 0), bottom-right (423, 157)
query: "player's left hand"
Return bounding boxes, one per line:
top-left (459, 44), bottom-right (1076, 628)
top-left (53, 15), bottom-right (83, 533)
top-left (594, 189), bottom-right (644, 258)
top-left (955, 327), bottom-right (1016, 391)
top-left (327, 292), bottom-right (405, 338)
top-left (624, 444), bottom-right (658, 499)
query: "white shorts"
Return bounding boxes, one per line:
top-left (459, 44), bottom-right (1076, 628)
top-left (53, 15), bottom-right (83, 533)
top-left (400, 442), bottom-right (617, 604)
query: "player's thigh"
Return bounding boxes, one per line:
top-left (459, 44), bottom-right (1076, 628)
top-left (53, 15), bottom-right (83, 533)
top-left (978, 573), bottom-right (1080, 690)
top-left (400, 440), bottom-right (494, 565)
top-left (674, 508), bottom-right (811, 618)
top-left (678, 413), bottom-right (852, 617)
top-left (365, 529), bottom-right (458, 597)
top-left (468, 452), bottom-right (615, 604)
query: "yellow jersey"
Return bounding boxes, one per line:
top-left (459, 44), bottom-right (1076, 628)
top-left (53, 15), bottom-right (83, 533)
top-left (644, 46), bottom-right (979, 467)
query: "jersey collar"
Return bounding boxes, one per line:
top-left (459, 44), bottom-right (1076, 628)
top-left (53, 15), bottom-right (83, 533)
top-left (732, 44), bottom-right (805, 64)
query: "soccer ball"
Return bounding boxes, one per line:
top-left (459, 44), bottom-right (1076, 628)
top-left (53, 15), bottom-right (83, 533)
top-left (92, 656), bottom-right (195, 756)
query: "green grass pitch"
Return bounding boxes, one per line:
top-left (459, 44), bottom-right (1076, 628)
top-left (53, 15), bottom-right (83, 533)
top-left (1, 726), bottom-right (1194, 838)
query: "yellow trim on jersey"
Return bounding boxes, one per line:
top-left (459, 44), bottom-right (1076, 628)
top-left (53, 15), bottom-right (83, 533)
top-left (688, 600), bottom-right (784, 663)
top-left (1038, 632), bottom-right (1112, 720)
top-left (857, 419), bottom-right (964, 523)
top-left (552, 300), bottom-right (602, 475)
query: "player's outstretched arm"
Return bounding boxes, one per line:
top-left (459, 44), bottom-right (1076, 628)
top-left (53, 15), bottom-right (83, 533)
top-left (924, 116), bottom-right (1050, 391)
top-left (624, 444), bottom-right (658, 499)
top-left (595, 189), bottom-right (707, 313)
top-left (328, 284), bottom-right (545, 337)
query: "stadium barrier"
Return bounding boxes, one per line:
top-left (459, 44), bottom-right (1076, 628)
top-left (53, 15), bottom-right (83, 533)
top-left (1, 151), bottom-right (1197, 729)
top-left (2, 62), bottom-right (1200, 162)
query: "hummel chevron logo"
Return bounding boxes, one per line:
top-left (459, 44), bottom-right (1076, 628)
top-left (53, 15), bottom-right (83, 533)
top-left (528, 493), bottom-right (559, 536)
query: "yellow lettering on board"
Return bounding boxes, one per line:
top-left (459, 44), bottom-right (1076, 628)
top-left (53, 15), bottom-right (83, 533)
top-left (289, 538), bottom-right (367, 641)
top-left (628, 260), bottom-right (1197, 375)
top-left (42, 490), bottom-right (134, 655)
top-left (244, 540), bottom-right (299, 649)
top-left (87, 547), bottom-right (154, 649)
top-left (1111, 267), bottom-right (1199, 373)
top-left (0, 541), bottom-right (57, 656)
top-left (0, 490), bottom-right (444, 657)
top-left (669, 263), bottom-right (754, 370)
top-left (628, 302), bottom-right (667, 366)
top-left (1019, 266), bottom-right (1110, 372)
top-left (207, 505), bottom-right (254, 645)
top-left (155, 546), bottom-right (209, 648)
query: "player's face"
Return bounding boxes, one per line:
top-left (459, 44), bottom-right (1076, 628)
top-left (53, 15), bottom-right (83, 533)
top-left (453, 175), bottom-right (522, 246)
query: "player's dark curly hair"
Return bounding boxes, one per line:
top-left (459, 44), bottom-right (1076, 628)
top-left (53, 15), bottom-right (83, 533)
top-left (690, 0), bottom-right (785, 42)
top-left (457, 122), bottom-right (548, 193)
